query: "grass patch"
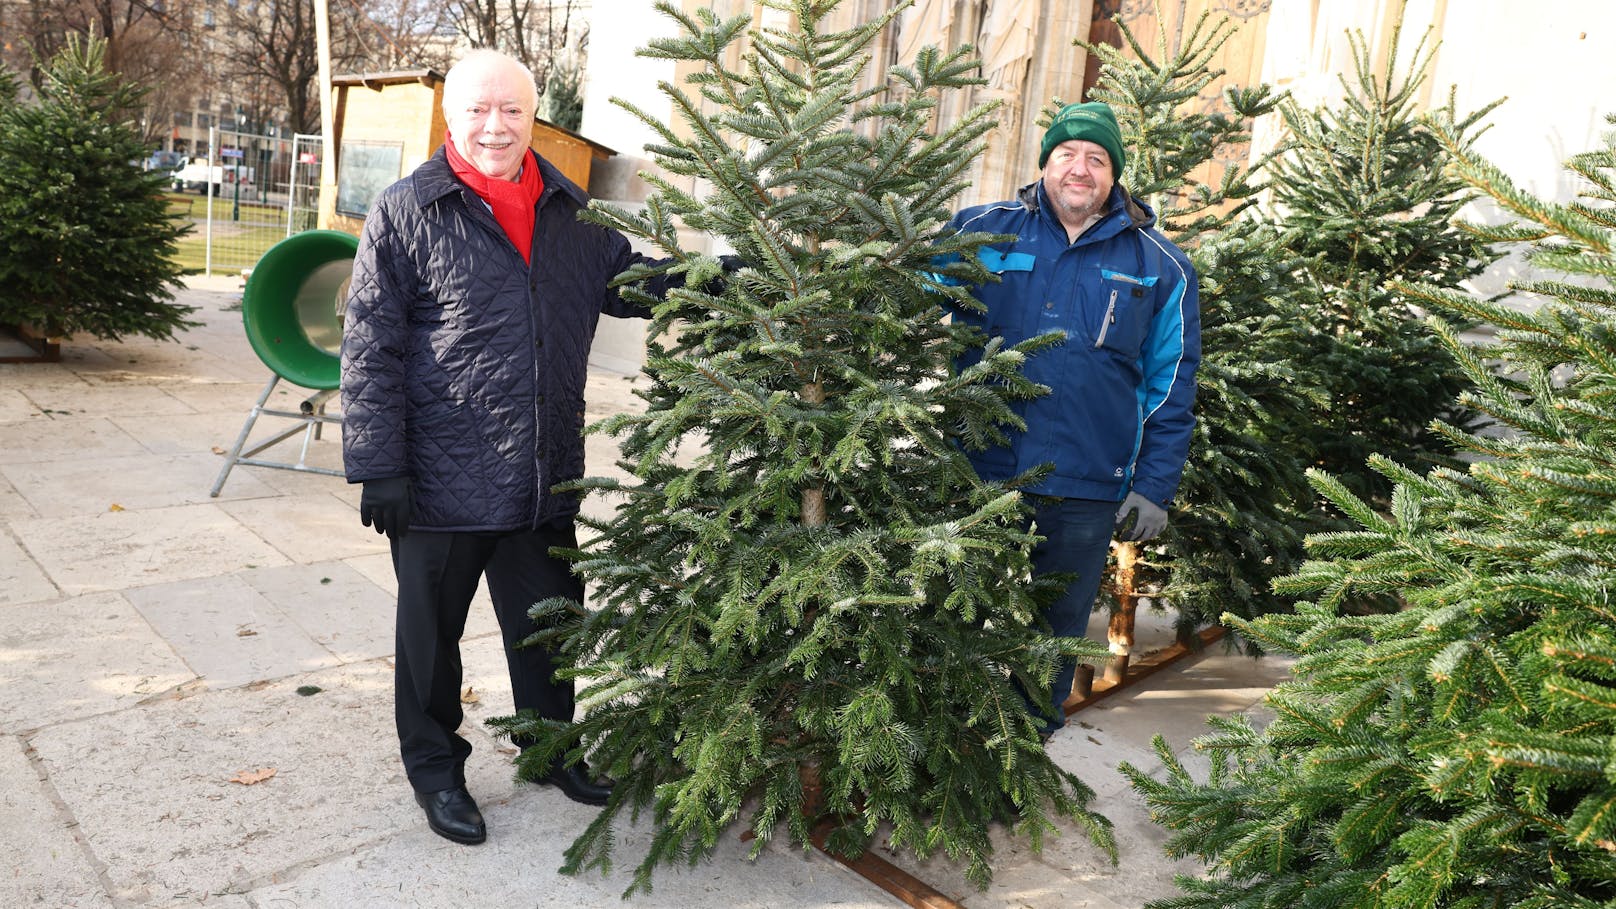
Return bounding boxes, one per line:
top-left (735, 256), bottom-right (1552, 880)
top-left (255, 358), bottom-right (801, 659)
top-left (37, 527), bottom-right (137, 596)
top-left (165, 191), bottom-right (290, 275)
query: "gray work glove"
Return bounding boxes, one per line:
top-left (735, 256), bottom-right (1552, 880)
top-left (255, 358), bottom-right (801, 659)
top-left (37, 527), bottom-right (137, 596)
top-left (1115, 491), bottom-right (1168, 542)
top-left (359, 476), bottom-right (412, 539)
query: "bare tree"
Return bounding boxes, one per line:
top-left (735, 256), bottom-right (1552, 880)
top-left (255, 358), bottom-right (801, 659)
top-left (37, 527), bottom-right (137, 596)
top-left (4, 0), bottom-right (199, 144)
top-left (443, 0), bottom-right (586, 97)
top-left (340, 0), bottom-right (455, 72)
top-left (219, 0), bottom-right (373, 134)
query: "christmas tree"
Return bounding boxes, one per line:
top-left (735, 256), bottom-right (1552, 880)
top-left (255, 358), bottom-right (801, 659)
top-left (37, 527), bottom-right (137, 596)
top-left (1265, 27), bottom-right (1501, 508)
top-left (0, 34), bottom-right (195, 342)
top-left (1076, 12), bottom-right (1322, 635)
top-left (1067, 15), bottom-right (1500, 640)
top-left (493, 0), bottom-right (1113, 893)
top-left (1122, 115), bottom-right (1616, 907)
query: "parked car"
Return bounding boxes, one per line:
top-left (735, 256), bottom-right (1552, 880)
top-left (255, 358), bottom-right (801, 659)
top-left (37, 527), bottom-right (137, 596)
top-left (169, 157), bottom-right (254, 194)
top-left (143, 149), bottom-right (185, 172)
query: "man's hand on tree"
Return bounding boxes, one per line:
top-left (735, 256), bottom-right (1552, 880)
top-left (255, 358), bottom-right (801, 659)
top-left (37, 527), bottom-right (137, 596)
top-left (1115, 491), bottom-right (1168, 542)
top-left (360, 476), bottom-right (413, 539)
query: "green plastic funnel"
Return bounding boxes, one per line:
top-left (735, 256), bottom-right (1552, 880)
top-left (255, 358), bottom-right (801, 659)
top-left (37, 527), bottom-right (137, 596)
top-left (241, 230), bottom-right (358, 391)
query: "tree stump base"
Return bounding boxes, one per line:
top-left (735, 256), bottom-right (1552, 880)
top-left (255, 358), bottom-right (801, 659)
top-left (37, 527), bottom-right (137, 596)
top-left (1063, 626), bottom-right (1227, 715)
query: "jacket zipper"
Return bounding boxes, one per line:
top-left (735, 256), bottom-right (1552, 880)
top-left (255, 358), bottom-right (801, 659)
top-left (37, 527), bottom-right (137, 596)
top-left (1095, 290), bottom-right (1117, 348)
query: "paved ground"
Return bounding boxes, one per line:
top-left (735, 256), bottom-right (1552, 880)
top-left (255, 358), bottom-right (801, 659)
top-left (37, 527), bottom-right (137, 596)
top-left (0, 276), bottom-right (1291, 908)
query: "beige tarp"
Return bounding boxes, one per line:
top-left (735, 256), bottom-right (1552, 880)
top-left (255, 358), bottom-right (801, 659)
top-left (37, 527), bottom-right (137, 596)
top-left (896, 0), bottom-right (956, 63)
top-left (981, 2), bottom-right (1034, 95)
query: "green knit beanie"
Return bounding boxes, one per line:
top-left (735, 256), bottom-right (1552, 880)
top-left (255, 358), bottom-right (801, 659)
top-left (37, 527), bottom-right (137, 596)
top-left (1039, 101), bottom-right (1125, 174)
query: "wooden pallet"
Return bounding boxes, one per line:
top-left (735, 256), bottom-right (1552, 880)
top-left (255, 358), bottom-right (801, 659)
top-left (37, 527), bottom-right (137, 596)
top-left (0, 323), bottom-right (61, 363)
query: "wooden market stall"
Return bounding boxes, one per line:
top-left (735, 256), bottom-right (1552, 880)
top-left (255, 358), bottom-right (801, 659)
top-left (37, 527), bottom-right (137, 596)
top-left (319, 69), bottom-right (616, 235)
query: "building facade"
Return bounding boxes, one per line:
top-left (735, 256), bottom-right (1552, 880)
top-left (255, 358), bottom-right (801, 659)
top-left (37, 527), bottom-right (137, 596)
top-left (583, 0), bottom-right (1616, 244)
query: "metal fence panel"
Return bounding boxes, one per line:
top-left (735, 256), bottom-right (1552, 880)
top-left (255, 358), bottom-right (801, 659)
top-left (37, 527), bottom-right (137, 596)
top-left (286, 134), bottom-right (324, 238)
top-left (180, 128), bottom-right (323, 274)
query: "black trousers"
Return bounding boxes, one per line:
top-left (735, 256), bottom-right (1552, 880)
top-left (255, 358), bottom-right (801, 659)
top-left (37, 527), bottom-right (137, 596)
top-left (390, 522), bottom-right (582, 793)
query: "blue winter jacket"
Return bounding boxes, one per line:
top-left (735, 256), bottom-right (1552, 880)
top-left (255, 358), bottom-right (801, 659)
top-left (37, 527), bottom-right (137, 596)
top-left (340, 148), bottom-right (654, 531)
top-left (949, 180), bottom-right (1200, 507)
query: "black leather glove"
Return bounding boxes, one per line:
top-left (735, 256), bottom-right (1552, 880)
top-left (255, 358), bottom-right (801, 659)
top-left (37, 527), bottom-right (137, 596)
top-left (359, 476), bottom-right (412, 539)
top-left (1115, 491), bottom-right (1168, 543)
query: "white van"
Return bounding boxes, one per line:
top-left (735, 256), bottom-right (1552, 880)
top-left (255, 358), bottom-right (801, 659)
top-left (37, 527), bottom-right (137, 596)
top-left (169, 158), bottom-right (255, 194)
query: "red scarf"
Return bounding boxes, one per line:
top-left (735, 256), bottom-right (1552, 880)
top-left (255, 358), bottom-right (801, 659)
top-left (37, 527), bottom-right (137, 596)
top-left (443, 134), bottom-right (544, 266)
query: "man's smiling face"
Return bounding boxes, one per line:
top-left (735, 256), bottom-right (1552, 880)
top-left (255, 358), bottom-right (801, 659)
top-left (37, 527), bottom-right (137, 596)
top-left (444, 56), bottom-right (536, 182)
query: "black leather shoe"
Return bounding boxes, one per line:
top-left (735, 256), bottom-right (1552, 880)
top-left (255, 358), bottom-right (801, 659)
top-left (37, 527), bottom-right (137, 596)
top-left (414, 785), bottom-right (486, 845)
top-left (538, 761), bottom-right (613, 806)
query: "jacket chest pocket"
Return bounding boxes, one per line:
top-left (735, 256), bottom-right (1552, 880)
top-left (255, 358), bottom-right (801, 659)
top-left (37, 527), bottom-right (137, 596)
top-left (1092, 269), bottom-right (1157, 357)
top-left (976, 246), bottom-right (1038, 339)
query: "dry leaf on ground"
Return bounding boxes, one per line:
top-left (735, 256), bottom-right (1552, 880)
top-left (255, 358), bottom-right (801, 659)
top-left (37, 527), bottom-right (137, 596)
top-left (228, 767), bottom-right (277, 785)
top-left (460, 686), bottom-right (480, 704)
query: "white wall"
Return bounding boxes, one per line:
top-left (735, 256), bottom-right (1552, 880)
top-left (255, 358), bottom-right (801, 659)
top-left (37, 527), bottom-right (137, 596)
top-left (1429, 1), bottom-right (1616, 204)
top-left (1260, 0), bottom-right (1616, 204)
top-left (579, 0), bottom-right (680, 374)
top-left (1258, 0), bottom-right (1616, 304)
top-left (580, 0), bottom-right (678, 160)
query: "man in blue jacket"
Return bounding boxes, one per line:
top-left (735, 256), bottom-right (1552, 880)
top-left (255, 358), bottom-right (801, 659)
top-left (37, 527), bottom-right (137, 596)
top-left (341, 49), bottom-right (659, 845)
top-left (949, 101), bottom-right (1200, 736)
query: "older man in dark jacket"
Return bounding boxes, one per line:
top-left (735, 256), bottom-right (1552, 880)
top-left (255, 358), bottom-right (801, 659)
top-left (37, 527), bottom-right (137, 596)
top-left (341, 48), bottom-right (659, 846)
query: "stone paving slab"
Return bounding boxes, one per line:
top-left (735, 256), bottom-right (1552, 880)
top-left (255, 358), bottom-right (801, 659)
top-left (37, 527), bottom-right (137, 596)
top-left (343, 551), bottom-right (399, 596)
top-left (0, 734), bottom-right (114, 909)
top-left (16, 382), bottom-right (198, 420)
top-left (0, 416), bottom-right (148, 466)
top-left (125, 574), bottom-right (342, 689)
top-left (0, 590), bottom-right (193, 733)
top-left (0, 470), bottom-right (39, 521)
top-left (1, 452), bottom-right (278, 518)
top-left (146, 379), bottom-right (296, 416)
top-left (241, 561), bottom-right (397, 664)
top-left (244, 784), bottom-right (892, 908)
top-left (26, 660), bottom-right (457, 905)
top-left (0, 386), bottom-right (43, 421)
top-left (11, 503), bottom-right (290, 596)
top-left (111, 411), bottom-right (267, 458)
top-left (238, 453), bottom-right (351, 498)
top-left (70, 360), bottom-right (233, 386)
top-left (218, 494), bottom-right (386, 564)
top-left (0, 360), bottom-right (86, 389)
top-left (0, 528), bottom-right (57, 606)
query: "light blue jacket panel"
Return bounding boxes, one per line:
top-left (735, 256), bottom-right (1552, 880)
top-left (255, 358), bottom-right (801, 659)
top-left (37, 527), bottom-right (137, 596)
top-left (950, 181), bottom-right (1200, 507)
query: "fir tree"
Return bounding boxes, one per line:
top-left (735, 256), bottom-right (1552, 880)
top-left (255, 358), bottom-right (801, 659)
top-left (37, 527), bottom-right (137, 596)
top-left (0, 63), bottom-right (19, 109)
top-left (493, 0), bottom-right (1113, 893)
top-left (1122, 115), bottom-right (1616, 908)
top-left (1064, 15), bottom-right (1501, 639)
top-left (1077, 12), bottom-right (1322, 635)
top-left (1266, 28), bottom-right (1501, 507)
top-left (546, 63), bottom-right (584, 132)
top-left (0, 34), bottom-right (194, 342)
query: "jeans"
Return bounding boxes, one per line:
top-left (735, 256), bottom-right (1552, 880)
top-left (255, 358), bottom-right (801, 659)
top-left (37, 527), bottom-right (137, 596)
top-left (1026, 496), bottom-right (1115, 732)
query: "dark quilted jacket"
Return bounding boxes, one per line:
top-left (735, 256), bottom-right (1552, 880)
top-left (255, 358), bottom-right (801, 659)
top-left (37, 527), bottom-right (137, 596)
top-left (340, 148), bottom-right (652, 531)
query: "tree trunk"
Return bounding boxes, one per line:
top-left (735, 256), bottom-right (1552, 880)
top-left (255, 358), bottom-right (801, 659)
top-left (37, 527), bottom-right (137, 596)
top-left (1103, 541), bottom-right (1137, 685)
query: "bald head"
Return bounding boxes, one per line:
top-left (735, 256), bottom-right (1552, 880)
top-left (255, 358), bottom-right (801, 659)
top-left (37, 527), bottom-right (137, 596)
top-left (444, 50), bottom-right (538, 114)
top-left (442, 50), bottom-right (538, 182)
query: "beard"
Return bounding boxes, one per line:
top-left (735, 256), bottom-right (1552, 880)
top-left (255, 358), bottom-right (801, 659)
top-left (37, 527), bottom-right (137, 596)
top-left (1048, 179), bottom-right (1107, 226)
